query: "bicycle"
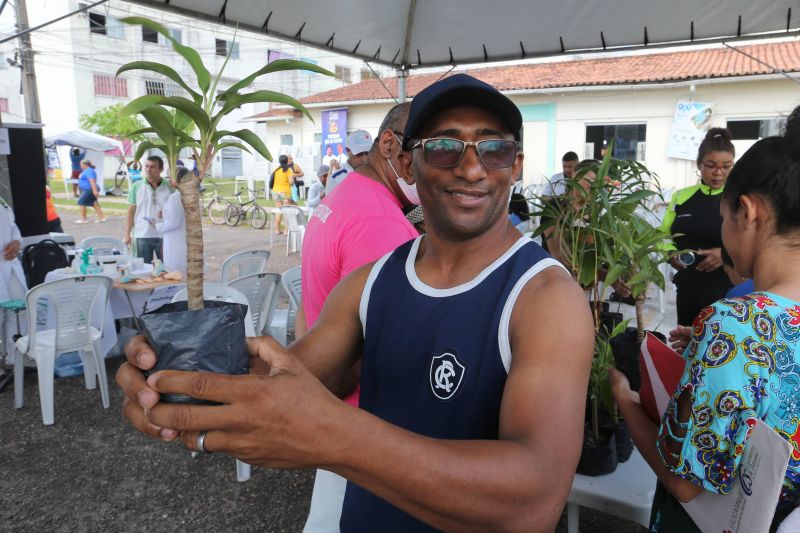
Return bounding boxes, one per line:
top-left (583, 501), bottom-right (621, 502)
top-left (224, 188), bottom-right (268, 229)
top-left (203, 186), bottom-right (231, 225)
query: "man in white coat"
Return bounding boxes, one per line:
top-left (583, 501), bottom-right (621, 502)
top-left (0, 200), bottom-right (27, 368)
top-left (155, 167), bottom-right (188, 277)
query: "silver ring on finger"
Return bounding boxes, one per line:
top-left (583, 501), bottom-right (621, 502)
top-left (196, 431), bottom-right (210, 453)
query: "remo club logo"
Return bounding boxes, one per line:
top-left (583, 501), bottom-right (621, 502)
top-left (430, 351), bottom-right (467, 401)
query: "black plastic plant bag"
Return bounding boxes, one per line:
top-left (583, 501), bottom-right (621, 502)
top-left (141, 300), bottom-right (250, 404)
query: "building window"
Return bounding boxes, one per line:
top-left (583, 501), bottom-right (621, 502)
top-left (0, 98), bottom-right (8, 113)
top-left (145, 79), bottom-right (183, 97)
top-left (280, 134), bottom-right (294, 146)
top-left (169, 29), bottom-right (182, 45)
top-left (313, 132), bottom-right (322, 143)
top-left (585, 123), bottom-right (647, 161)
top-left (335, 65), bottom-right (352, 83)
top-left (142, 26), bottom-right (159, 44)
top-left (727, 118), bottom-right (785, 140)
top-left (215, 39), bottom-right (239, 59)
top-left (89, 12), bottom-right (106, 35)
top-left (361, 68), bottom-right (378, 81)
top-left (93, 74), bottom-right (128, 98)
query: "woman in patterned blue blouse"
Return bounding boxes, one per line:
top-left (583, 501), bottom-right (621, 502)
top-left (610, 104), bottom-right (800, 532)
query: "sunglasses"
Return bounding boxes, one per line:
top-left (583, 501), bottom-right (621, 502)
top-left (409, 138), bottom-right (519, 169)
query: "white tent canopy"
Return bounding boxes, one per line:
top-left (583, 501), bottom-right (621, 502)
top-left (127, 0), bottom-right (799, 69)
top-left (44, 129), bottom-right (124, 153)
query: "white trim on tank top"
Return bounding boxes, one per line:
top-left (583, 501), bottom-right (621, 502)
top-left (359, 251), bottom-right (393, 338)
top-left (404, 235), bottom-right (532, 298)
top-left (497, 258), bottom-right (568, 373)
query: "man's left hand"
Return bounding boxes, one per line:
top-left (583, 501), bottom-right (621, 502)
top-left (609, 368), bottom-right (640, 407)
top-left (144, 336), bottom-right (346, 469)
top-left (4, 240), bottom-right (20, 260)
top-left (695, 248), bottom-right (722, 272)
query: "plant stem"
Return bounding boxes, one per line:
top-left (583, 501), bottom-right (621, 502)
top-left (178, 173), bottom-right (204, 310)
top-left (635, 295), bottom-right (645, 342)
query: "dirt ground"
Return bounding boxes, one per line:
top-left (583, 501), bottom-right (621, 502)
top-left (0, 213), bottom-right (647, 532)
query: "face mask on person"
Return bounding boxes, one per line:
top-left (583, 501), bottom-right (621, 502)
top-left (387, 133), bottom-right (420, 206)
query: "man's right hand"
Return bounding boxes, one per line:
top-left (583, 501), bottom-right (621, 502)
top-left (116, 335), bottom-right (177, 441)
top-left (122, 234), bottom-right (131, 246)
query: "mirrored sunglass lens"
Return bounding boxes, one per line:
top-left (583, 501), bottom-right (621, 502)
top-left (424, 139), bottom-right (464, 166)
top-left (478, 140), bottom-right (516, 168)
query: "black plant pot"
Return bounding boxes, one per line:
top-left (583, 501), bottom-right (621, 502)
top-left (589, 301), bottom-right (623, 334)
top-left (141, 300), bottom-right (250, 404)
top-left (577, 423), bottom-right (618, 476)
top-left (611, 328), bottom-right (668, 392)
top-left (615, 421), bottom-right (634, 463)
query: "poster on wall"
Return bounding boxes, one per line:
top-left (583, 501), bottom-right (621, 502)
top-left (321, 108), bottom-right (348, 166)
top-left (666, 100), bottom-right (715, 160)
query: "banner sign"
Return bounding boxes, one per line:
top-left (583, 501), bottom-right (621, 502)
top-left (666, 100), bottom-right (714, 161)
top-left (321, 108), bottom-right (347, 164)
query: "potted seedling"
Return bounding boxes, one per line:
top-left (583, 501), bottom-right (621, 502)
top-left (532, 144), bottom-right (669, 472)
top-left (116, 17), bottom-right (332, 396)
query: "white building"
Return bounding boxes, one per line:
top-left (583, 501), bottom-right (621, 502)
top-left (0, 6), bottom-right (26, 123)
top-left (246, 38), bottom-right (800, 192)
top-left (13, 0), bottom-right (391, 178)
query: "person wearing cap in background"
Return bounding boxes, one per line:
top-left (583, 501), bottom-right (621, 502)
top-left (326, 129), bottom-right (373, 195)
top-left (117, 74), bottom-right (593, 532)
top-left (306, 165), bottom-right (329, 209)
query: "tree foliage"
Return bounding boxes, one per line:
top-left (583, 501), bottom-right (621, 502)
top-left (79, 103), bottom-right (148, 142)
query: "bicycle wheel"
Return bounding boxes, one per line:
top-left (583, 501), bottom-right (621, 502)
top-left (224, 205), bottom-right (242, 226)
top-left (249, 205), bottom-right (268, 229)
top-left (207, 198), bottom-right (229, 225)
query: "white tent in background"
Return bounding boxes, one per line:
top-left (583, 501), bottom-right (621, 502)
top-left (45, 129), bottom-right (125, 197)
top-left (127, 0), bottom-right (799, 97)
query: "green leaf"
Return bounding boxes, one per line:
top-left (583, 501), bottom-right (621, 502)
top-left (214, 129), bottom-right (272, 161)
top-left (603, 264), bottom-right (627, 287)
top-left (221, 59), bottom-right (335, 97)
top-left (140, 107), bottom-right (176, 146)
top-left (134, 141), bottom-right (166, 162)
top-left (120, 95), bottom-right (165, 117)
top-left (159, 96), bottom-right (210, 133)
top-left (121, 17), bottom-right (211, 92)
top-left (127, 127), bottom-right (156, 137)
top-left (116, 61), bottom-right (202, 103)
top-left (215, 142), bottom-right (252, 153)
top-left (216, 90), bottom-right (313, 122)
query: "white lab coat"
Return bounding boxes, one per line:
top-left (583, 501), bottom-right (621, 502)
top-left (155, 192), bottom-right (187, 276)
top-left (0, 203), bottom-right (27, 365)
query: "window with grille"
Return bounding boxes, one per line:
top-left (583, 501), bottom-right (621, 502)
top-left (145, 79), bottom-right (183, 97)
top-left (280, 134), bottom-right (294, 146)
top-left (0, 98), bottom-right (9, 113)
top-left (215, 39), bottom-right (239, 59)
top-left (335, 65), bottom-right (352, 83)
top-left (585, 123), bottom-right (647, 161)
top-left (93, 74), bottom-right (128, 98)
top-left (170, 29), bottom-right (182, 45)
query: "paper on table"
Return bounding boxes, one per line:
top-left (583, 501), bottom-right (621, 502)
top-left (639, 333), bottom-right (792, 533)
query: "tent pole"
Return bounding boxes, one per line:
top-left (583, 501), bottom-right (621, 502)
top-left (397, 68), bottom-right (408, 102)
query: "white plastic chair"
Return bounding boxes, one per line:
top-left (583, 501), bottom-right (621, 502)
top-left (281, 266), bottom-right (302, 341)
top-left (80, 236), bottom-right (128, 257)
top-left (227, 273), bottom-right (281, 336)
top-left (280, 206), bottom-right (306, 255)
top-left (171, 282), bottom-right (253, 482)
top-left (14, 276), bottom-right (112, 425)
top-left (220, 250), bottom-right (270, 284)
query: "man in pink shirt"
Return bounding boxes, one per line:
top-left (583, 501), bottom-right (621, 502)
top-left (300, 102), bottom-right (420, 532)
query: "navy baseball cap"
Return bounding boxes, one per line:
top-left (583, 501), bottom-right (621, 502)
top-left (402, 73), bottom-right (522, 150)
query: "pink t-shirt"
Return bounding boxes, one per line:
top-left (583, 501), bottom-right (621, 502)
top-left (301, 171), bottom-right (418, 404)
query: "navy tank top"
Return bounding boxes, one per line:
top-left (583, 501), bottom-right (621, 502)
top-left (339, 235), bottom-right (564, 532)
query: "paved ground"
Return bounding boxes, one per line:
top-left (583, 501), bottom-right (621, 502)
top-left (0, 211), bottom-right (659, 532)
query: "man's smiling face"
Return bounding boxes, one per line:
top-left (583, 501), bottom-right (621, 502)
top-left (402, 105), bottom-right (522, 241)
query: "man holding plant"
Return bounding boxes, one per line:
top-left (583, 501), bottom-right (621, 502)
top-left (117, 74), bottom-right (594, 532)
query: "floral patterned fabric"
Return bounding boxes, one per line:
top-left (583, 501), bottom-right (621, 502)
top-left (657, 292), bottom-right (800, 510)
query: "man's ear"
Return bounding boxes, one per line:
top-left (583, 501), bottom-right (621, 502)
top-left (396, 149), bottom-right (415, 185)
top-left (378, 129), bottom-right (396, 159)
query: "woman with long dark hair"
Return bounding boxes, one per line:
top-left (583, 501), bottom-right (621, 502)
top-left (612, 106), bottom-right (800, 532)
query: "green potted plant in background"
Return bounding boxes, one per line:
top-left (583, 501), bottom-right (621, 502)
top-left (114, 17), bottom-right (333, 392)
top-left (532, 144), bottom-right (669, 474)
